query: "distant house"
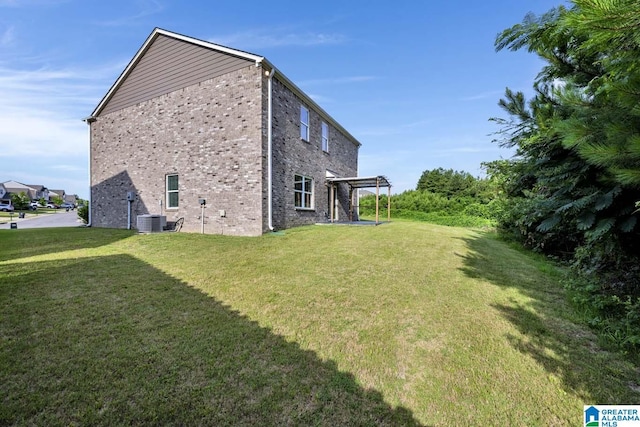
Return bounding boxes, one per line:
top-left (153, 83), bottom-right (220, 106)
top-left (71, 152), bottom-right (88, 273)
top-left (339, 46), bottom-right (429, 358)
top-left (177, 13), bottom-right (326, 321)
top-left (25, 185), bottom-right (49, 201)
top-left (0, 181), bottom-right (68, 205)
top-left (1, 180), bottom-right (37, 202)
top-left (86, 28), bottom-right (389, 236)
top-left (64, 194), bottom-right (79, 206)
top-left (49, 190), bottom-right (66, 202)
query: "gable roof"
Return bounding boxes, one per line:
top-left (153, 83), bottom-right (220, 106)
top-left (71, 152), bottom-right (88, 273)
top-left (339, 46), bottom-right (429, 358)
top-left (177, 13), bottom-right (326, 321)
top-left (1, 181), bottom-right (36, 199)
top-left (90, 28), bottom-right (361, 147)
top-left (25, 184), bottom-right (47, 191)
top-left (2, 180), bottom-right (32, 190)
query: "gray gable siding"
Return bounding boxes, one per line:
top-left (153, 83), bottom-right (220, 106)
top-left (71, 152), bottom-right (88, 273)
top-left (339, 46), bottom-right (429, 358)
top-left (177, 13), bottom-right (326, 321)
top-left (100, 34), bottom-right (253, 115)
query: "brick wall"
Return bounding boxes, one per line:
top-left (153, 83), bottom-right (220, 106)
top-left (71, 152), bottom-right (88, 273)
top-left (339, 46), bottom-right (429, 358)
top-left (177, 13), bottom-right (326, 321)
top-left (91, 65), bottom-right (265, 236)
top-left (90, 63), bottom-right (360, 236)
top-left (270, 78), bottom-right (359, 229)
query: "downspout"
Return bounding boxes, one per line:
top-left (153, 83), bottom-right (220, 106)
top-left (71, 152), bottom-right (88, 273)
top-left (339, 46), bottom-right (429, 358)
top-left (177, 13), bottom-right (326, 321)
top-left (82, 116), bottom-right (96, 227)
top-left (267, 67), bottom-right (275, 231)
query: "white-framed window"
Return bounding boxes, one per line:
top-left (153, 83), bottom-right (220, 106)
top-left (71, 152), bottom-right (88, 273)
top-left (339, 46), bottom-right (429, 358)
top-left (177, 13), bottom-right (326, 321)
top-left (321, 122), bottom-right (329, 153)
top-left (300, 105), bottom-right (309, 141)
top-left (294, 174), bottom-right (314, 209)
top-left (166, 174), bottom-right (179, 208)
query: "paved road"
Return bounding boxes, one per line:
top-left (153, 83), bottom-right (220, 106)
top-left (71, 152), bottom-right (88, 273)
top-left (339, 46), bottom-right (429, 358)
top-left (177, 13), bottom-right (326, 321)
top-left (0, 210), bottom-right (85, 230)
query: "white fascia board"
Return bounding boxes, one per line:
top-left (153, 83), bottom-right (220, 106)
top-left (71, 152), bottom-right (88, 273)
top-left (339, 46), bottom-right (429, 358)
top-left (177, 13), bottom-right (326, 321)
top-left (155, 28), bottom-right (264, 63)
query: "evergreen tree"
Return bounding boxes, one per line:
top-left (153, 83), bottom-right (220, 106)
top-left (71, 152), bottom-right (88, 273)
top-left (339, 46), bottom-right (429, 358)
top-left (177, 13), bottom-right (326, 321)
top-left (493, 0), bottom-right (640, 350)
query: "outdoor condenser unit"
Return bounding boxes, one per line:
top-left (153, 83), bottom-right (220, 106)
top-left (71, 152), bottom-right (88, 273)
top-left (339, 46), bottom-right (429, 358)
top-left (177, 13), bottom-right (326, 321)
top-left (136, 214), bottom-right (166, 233)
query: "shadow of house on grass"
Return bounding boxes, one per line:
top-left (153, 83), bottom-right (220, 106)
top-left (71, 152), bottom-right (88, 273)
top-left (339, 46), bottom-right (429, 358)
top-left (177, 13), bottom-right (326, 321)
top-left (0, 254), bottom-right (423, 426)
top-left (456, 232), bottom-right (640, 405)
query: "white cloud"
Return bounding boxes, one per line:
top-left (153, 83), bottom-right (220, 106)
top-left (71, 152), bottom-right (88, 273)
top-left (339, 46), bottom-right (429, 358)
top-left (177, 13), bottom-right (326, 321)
top-left (0, 64), bottom-right (117, 157)
top-left (298, 75), bottom-right (377, 86)
top-left (306, 93), bottom-right (333, 104)
top-left (97, 0), bottom-right (165, 27)
top-left (50, 164), bottom-right (86, 172)
top-left (209, 28), bottom-right (347, 50)
top-left (356, 119), bottom-right (435, 137)
top-left (1, 26), bottom-right (14, 46)
top-left (0, 111), bottom-right (85, 157)
top-left (0, 60), bottom-right (119, 197)
top-left (460, 90), bottom-right (505, 101)
top-left (0, 0), bottom-right (71, 7)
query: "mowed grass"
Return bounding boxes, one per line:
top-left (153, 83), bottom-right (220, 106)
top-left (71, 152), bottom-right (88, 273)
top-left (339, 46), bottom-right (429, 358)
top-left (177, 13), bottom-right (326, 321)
top-left (1, 223), bottom-right (638, 426)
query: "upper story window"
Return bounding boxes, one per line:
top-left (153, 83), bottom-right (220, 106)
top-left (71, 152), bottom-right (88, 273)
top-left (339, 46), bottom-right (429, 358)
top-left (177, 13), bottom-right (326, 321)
top-left (321, 122), bottom-right (329, 153)
top-left (166, 174), bottom-right (179, 209)
top-left (300, 106), bottom-right (309, 141)
top-left (294, 174), bottom-right (314, 209)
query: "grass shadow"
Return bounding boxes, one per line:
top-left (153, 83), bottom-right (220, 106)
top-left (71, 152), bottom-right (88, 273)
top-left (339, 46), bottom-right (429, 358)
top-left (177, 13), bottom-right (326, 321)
top-left (456, 231), bottom-right (640, 404)
top-left (0, 254), bottom-right (423, 426)
top-left (0, 228), bottom-right (135, 262)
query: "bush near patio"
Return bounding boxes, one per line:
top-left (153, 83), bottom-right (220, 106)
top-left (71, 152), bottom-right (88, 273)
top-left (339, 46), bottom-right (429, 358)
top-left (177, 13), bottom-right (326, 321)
top-left (1, 225), bottom-right (638, 426)
top-left (360, 168), bottom-right (500, 228)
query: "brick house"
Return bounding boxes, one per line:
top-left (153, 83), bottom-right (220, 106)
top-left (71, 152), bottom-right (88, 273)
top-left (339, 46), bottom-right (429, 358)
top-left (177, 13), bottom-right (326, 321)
top-left (86, 28), bottom-right (383, 236)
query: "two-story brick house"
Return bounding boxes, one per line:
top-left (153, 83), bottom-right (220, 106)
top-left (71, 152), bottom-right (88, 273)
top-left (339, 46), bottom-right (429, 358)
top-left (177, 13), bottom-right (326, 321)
top-left (87, 28), bottom-right (376, 236)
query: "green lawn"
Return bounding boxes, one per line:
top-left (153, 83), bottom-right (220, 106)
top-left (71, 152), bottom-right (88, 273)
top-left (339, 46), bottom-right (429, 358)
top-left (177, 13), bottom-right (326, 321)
top-left (1, 223), bottom-right (638, 426)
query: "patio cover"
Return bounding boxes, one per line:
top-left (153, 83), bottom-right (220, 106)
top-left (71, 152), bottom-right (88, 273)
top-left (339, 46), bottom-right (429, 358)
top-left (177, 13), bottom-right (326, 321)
top-left (326, 175), bottom-right (391, 224)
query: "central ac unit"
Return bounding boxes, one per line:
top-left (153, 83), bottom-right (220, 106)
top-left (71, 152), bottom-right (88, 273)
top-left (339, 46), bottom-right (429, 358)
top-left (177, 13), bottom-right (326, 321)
top-left (136, 214), bottom-right (165, 233)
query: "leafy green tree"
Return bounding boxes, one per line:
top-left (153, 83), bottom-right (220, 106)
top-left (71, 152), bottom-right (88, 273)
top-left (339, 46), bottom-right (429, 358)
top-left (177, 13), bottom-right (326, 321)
top-left (416, 168), bottom-right (488, 199)
top-left (10, 192), bottom-right (30, 210)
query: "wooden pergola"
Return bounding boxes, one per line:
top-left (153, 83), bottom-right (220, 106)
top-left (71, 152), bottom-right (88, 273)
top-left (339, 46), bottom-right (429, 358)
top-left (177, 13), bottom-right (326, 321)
top-left (326, 175), bottom-right (392, 224)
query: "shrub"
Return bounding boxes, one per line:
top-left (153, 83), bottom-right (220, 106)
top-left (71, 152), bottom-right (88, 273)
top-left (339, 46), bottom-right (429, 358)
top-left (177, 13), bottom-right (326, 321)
top-left (77, 204), bottom-right (88, 224)
top-left (564, 242), bottom-right (640, 353)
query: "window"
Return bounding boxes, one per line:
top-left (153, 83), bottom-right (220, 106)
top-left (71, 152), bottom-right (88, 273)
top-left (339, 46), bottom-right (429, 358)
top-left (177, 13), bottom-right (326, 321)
top-left (300, 106), bottom-right (309, 141)
top-left (321, 122), bottom-right (329, 152)
top-left (294, 174), bottom-right (313, 209)
top-left (166, 174), bottom-right (179, 208)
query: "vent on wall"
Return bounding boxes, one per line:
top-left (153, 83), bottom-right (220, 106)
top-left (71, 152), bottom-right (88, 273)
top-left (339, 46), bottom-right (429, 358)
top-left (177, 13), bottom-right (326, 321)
top-left (136, 214), bottom-right (166, 233)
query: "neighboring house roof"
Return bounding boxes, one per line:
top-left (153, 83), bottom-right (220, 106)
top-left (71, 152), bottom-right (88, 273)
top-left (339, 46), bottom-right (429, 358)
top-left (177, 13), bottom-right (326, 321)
top-left (90, 27), bottom-right (361, 147)
top-left (1, 181), bottom-right (36, 199)
top-left (49, 190), bottom-right (66, 198)
top-left (25, 184), bottom-right (47, 192)
top-left (2, 180), bottom-right (32, 190)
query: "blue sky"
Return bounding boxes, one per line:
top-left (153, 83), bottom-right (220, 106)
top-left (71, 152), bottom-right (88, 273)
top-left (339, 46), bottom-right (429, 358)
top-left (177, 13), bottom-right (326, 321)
top-left (0, 0), bottom-right (568, 199)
